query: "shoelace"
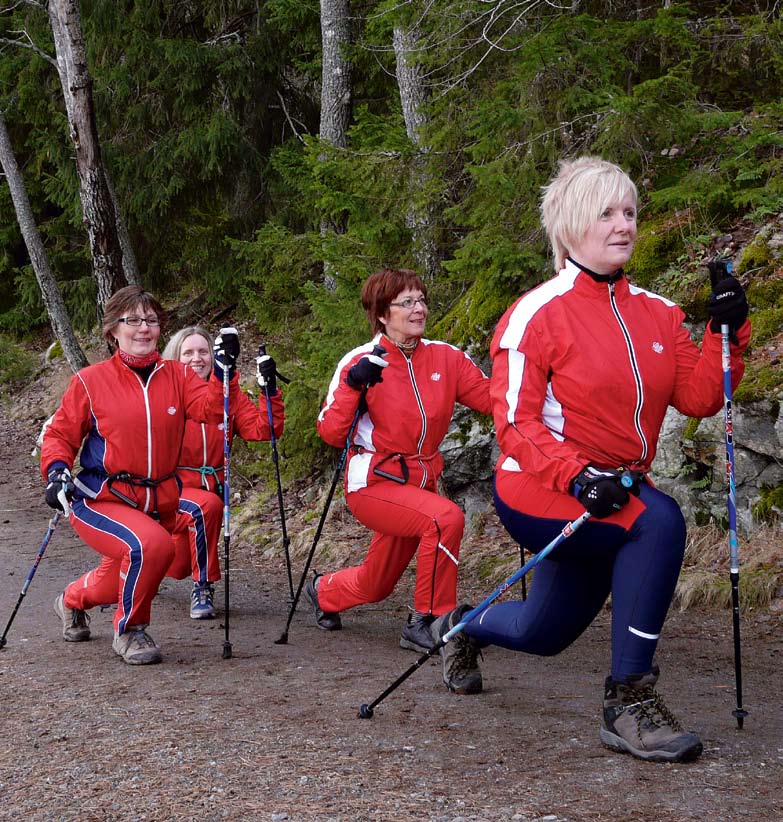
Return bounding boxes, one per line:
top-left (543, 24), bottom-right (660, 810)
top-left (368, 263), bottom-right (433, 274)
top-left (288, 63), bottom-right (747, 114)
top-left (128, 629), bottom-right (157, 650)
top-left (71, 609), bottom-right (91, 629)
top-left (448, 635), bottom-right (481, 679)
top-left (628, 685), bottom-right (684, 732)
top-left (192, 586), bottom-right (213, 607)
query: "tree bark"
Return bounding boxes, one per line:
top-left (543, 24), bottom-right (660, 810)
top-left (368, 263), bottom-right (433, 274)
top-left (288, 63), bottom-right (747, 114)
top-left (0, 110), bottom-right (88, 373)
top-left (393, 25), bottom-right (440, 281)
top-left (319, 0), bottom-right (352, 289)
top-left (48, 0), bottom-right (128, 316)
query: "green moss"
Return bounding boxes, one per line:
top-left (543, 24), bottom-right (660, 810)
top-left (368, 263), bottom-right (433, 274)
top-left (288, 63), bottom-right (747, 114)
top-left (625, 218), bottom-right (685, 289)
top-left (752, 483), bottom-right (783, 523)
top-left (0, 335), bottom-right (36, 386)
top-left (736, 237), bottom-right (775, 278)
top-left (682, 417), bottom-right (701, 440)
top-left (746, 279), bottom-right (781, 310)
top-left (734, 360), bottom-right (783, 403)
top-left (747, 306), bottom-right (783, 343)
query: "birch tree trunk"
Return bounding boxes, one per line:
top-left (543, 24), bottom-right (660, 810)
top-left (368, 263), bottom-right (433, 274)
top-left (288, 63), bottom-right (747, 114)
top-left (393, 25), bottom-right (440, 281)
top-left (319, 0), bottom-right (352, 289)
top-left (0, 110), bottom-right (87, 372)
top-left (48, 0), bottom-right (130, 316)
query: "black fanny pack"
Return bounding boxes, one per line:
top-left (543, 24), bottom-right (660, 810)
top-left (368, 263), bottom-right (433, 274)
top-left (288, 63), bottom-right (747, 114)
top-left (372, 453), bottom-right (409, 485)
top-left (106, 471), bottom-right (177, 520)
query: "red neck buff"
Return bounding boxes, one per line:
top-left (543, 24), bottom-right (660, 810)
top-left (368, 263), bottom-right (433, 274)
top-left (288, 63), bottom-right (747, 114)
top-left (118, 349), bottom-right (160, 369)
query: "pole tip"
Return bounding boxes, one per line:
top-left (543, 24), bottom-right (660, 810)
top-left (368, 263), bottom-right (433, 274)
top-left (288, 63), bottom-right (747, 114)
top-left (0, 638), bottom-right (6, 649)
top-left (274, 632), bottom-right (289, 645)
top-left (222, 643), bottom-right (232, 659)
top-left (733, 708), bottom-right (748, 729)
top-left (358, 704), bottom-right (374, 719)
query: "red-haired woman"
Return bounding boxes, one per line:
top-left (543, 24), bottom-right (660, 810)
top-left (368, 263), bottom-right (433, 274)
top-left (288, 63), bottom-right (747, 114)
top-left (309, 268), bottom-right (491, 694)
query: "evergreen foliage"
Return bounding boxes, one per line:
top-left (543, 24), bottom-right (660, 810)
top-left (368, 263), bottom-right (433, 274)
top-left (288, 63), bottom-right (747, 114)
top-left (0, 1), bottom-right (781, 470)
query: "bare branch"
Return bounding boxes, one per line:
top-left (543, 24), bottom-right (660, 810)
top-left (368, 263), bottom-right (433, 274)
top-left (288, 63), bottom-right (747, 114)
top-left (276, 90), bottom-right (305, 144)
top-left (0, 30), bottom-right (57, 67)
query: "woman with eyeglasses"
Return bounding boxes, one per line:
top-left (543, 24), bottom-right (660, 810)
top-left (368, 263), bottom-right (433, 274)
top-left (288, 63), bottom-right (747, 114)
top-left (40, 286), bottom-right (239, 664)
top-left (161, 326), bottom-right (284, 619)
top-left (308, 268), bottom-right (491, 694)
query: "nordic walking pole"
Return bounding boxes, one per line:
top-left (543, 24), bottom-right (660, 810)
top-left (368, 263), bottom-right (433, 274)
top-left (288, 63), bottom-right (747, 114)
top-left (708, 259), bottom-right (748, 729)
top-left (359, 510), bottom-right (593, 718)
top-left (0, 493), bottom-right (69, 649)
top-left (257, 344), bottom-right (294, 601)
top-left (215, 329), bottom-right (239, 660)
top-left (275, 343), bottom-right (387, 645)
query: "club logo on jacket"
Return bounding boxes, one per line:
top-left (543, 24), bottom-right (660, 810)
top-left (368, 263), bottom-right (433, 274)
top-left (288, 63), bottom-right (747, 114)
top-left (652, 342), bottom-right (664, 354)
top-left (218, 423), bottom-right (225, 431)
top-left (431, 372), bottom-right (441, 381)
top-left (167, 406), bottom-right (177, 415)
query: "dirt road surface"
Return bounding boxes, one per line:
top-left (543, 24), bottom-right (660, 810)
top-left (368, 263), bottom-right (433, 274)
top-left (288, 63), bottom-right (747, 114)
top-left (1, 413), bottom-right (781, 822)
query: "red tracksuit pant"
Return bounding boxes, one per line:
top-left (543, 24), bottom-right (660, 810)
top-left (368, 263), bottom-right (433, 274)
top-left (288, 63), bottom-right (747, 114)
top-left (64, 498), bottom-right (176, 635)
top-left (167, 488), bottom-right (223, 584)
top-left (316, 480), bottom-right (464, 616)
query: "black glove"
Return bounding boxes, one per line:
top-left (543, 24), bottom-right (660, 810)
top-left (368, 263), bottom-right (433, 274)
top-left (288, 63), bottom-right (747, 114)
top-left (45, 465), bottom-right (75, 513)
top-left (572, 466), bottom-right (640, 519)
top-left (709, 276), bottom-right (748, 339)
top-left (213, 327), bottom-right (240, 381)
top-left (256, 352), bottom-right (277, 394)
top-left (346, 352), bottom-right (388, 390)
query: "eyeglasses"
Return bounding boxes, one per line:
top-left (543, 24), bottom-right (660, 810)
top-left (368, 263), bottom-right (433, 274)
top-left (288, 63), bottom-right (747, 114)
top-left (389, 297), bottom-right (427, 310)
top-left (118, 316), bottom-right (160, 327)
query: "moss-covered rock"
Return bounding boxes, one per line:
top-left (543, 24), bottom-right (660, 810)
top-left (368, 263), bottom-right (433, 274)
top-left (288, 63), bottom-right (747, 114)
top-left (625, 215), bottom-right (686, 289)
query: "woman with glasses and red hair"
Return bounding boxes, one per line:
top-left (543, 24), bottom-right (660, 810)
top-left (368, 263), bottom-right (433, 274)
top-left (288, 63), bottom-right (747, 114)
top-left (307, 267), bottom-right (491, 695)
top-left (40, 285), bottom-right (239, 665)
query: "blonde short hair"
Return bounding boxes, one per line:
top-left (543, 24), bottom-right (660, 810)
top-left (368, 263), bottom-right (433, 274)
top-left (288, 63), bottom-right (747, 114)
top-left (162, 326), bottom-right (213, 362)
top-left (540, 156), bottom-right (638, 271)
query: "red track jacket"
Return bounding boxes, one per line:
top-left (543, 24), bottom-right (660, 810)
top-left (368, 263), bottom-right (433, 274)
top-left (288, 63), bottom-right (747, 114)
top-left (491, 259), bottom-right (751, 521)
top-left (317, 333), bottom-right (491, 493)
top-left (178, 388), bottom-right (285, 492)
top-left (41, 353), bottom-right (234, 516)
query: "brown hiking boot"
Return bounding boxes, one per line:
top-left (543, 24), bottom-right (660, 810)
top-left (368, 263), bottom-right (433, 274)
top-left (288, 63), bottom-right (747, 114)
top-left (429, 605), bottom-right (483, 695)
top-left (112, 626), bottom-right (162, 665)
top-left (600, 667), bottom-right (703, 762)
top-left (53, 593), bottom-right (90, 642)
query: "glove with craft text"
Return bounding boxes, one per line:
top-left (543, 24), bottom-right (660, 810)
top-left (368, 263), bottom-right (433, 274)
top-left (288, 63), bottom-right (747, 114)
top-left (708, 276), bottom-right (748, 340)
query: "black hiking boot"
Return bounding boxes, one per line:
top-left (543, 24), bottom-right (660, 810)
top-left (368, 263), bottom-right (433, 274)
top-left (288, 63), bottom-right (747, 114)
top-left (304, 573), bottom-right (342, 631)
top-left (399, 611), bottom-right (435, 653)
top-left (600, 666), bottom-right (703, 762)
top-left (429, 604), bottom-right (483, 695)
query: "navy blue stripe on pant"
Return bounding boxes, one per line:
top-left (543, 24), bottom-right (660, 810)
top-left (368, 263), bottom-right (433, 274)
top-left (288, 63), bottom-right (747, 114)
top-left (464, 481), bottom-right (686, 682)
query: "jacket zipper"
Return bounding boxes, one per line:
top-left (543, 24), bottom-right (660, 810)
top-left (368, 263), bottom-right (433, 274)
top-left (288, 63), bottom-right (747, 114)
top-left (132, 363), bottom-right (163, 513)
top-left (608, 281), bottom-right (648, 463)
top-left (405, 358), bottom-right (428, 488)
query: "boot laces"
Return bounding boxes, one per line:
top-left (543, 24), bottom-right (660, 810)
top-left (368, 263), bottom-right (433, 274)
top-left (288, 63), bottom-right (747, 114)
top-left (448, 634), bottom-right (482, 679)
top-left (128, 628), bottom-right (157, 650)
top-left (192, 584), bottom-right (213, 607)
top-left (71, 608), bottom-right (90, 630)
top-left (629, 685), bottom-right (684, 733)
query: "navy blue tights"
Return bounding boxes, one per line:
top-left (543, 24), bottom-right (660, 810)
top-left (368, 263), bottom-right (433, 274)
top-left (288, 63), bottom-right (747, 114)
top-left (464, 482), bottom-right (686, 682)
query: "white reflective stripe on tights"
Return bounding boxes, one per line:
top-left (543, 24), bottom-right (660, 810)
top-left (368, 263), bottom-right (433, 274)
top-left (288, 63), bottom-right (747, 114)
top-left (628, 625), bottom-right (659, 640)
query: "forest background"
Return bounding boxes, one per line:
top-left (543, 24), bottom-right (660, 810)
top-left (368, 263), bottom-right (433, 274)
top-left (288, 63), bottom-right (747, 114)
top-left (0, 1), bottom-right (781, 606)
